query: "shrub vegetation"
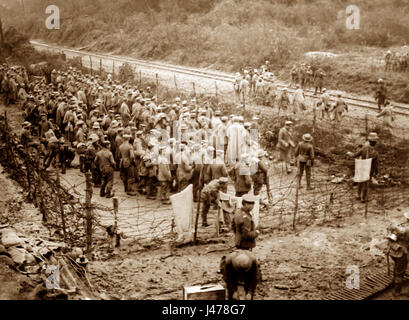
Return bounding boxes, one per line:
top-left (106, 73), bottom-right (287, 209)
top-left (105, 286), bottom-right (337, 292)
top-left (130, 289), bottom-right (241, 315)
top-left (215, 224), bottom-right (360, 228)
top-left (1, 0), bottom-right (408, 102)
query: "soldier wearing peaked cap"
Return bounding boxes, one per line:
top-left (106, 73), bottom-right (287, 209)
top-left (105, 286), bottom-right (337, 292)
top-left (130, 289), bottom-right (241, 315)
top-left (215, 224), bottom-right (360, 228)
top-left (232, 193), bottom-right (259, 250)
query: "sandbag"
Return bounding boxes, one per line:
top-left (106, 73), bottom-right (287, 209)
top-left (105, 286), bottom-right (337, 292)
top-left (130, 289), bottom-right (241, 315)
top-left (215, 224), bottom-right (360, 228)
top-left (1, 228), bottom-right (23, 248)
top-left (8, 247), bottom-right (28, 265)
top-left (353, 158), bottom-right (372, 183)
top-left (170, 184), bottom-right (194, 244)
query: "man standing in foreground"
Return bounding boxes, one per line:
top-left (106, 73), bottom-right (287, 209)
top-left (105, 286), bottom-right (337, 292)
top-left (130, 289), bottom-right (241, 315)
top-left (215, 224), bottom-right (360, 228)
top-left (232, 194), bottom-right (259, 250)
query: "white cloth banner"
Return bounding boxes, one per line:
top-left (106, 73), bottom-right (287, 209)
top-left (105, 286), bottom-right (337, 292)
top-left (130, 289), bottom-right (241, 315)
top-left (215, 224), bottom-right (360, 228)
top-left (170, 184), bottom-right (194, 244)
top-left (353, 158), bottom-right (372, 183)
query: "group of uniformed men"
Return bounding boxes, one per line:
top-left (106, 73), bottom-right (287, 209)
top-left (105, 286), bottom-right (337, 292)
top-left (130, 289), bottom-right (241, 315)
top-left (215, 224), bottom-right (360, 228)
top-left (0, 63), bottom-right (272, 212)
top-left (385, 50), bottom-right (409, 73)
top-left (0, 59), bottom-right (403, 299)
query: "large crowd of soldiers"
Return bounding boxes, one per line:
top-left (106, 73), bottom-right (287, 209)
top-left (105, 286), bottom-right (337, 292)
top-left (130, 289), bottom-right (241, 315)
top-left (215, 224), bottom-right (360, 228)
top-left (0, 62), bottom-right (271, 300)
top-left (0, 59), bottom-right (403, 299)
top-left (0, 63), bottom-right (272, 211)
top-left (385, 50), bottom-right (409, 73)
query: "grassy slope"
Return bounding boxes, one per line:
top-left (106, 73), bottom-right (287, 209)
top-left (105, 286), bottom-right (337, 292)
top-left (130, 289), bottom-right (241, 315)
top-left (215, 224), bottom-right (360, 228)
top-left (2, 0), bottom-right (409, 102)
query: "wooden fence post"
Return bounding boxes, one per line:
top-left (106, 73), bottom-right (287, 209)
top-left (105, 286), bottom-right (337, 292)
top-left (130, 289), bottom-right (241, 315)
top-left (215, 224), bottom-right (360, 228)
top-left (139, 71), bottom-right (142, 87)
top-left (174, 74), bottom-right (178, 91)
top-left (24, 152), bottom-right (32, 199)
top-left (365, 183), bottom-right (369, 219)
top-left (113, 197), bottom-right (118, 231)
top-left (112, 60), bottom-right (115, 80)
top-left (293, 181), bottom-right (299, 231)
top-left (100, 58), bottom-right (102, 76)
top-left (156, 73), bottom-right (159, 103)
top-left (243, 89), bottom-right (246, 112)
top-left (194, 167), bottom-right (204, 244)
top-left (89, 56), bottom-right (93, 75)
top-left (193, 82), bottom-right (196, 98)
top-left (85, 172), bottom-right (93, 257)
top-left (313, 106), bottom-right (316, 134)
top-left (4, 112), bottom-right (9, 164)
top-left (215, 81), bottom-right (218, 99)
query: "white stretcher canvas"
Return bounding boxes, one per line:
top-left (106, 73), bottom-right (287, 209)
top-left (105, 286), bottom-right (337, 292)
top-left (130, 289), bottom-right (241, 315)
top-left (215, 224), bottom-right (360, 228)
top-left (170, 184), bottom-right (194, 244)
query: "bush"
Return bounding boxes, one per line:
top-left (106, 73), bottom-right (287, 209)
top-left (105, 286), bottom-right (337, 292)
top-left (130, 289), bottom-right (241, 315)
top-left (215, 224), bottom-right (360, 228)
top-left (117, 62), bottom-right (135, 84)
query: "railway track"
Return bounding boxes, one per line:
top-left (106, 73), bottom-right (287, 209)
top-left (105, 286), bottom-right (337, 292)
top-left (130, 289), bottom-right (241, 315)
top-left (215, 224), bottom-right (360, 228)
top-left (30, 40), bottom-right (409, 116)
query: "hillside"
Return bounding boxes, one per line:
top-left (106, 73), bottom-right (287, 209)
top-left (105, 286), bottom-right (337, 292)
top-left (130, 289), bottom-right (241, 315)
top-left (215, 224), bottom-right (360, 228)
top-left (1, 0), bottom-right (409, 102)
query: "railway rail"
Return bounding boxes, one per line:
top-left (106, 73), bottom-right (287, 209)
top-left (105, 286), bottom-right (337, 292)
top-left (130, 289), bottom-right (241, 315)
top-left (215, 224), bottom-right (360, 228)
top-left (31, 40), bottom-right (409, 116)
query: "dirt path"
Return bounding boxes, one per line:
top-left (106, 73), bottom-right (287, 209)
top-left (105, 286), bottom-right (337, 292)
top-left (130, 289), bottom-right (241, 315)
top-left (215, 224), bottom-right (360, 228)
top-left (87, 204), bottom-right (409, 300)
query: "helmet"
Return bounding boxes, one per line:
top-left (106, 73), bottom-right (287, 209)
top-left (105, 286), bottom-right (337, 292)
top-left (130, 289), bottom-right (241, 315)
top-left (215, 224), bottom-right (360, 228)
top-left (231, 250), bottom-right (254, 273)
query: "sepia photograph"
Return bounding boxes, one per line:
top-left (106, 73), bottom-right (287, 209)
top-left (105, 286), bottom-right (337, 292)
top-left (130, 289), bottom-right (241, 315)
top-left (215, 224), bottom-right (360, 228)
top-left (0, 0), bottom-right (408, 308)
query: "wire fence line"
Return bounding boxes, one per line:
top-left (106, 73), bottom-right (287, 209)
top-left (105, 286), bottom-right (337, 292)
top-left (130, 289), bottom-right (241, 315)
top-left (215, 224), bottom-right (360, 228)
top-left (1, 53), bottom-right (409, 252)
top-left (2, 106), bottom-right (408, 250)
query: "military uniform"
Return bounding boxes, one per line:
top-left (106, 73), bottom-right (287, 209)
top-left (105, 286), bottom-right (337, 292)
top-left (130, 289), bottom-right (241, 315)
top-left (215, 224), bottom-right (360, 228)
top-left (295, 135), bottom-right (315, 190)
top-left (157, 151), bottom-right (172, 204)
top-left (277, 124), bottom-right (295, 173)
top-left (85, 141), bottom-right (101, 186)
top-left (251, 156), bottom-right (268, 195)
top-left (375, 84), bottom-right (387, 111)
top-left (222, 250), bottom-right (259, 300)
top-left (314, 68), bottom-right (325, 95)
top-left (176, 152), bottom-right (193, 192)
top-left (119, 138), bottom-right (135, 193)
top-left (349, 134), bottom-right (379, 202)
top-left (59, 138), bottom-right (75, 174)
top-left (232, 207), bottom-right (258, 250)
top-left (200, 178), bottom-right (228, 227)
top-left (94, 144), bottom-right (115, 197)
top-left (231, 162), bottom-right (252, 197)
top-left (387, 226), bottom-right (409, 296)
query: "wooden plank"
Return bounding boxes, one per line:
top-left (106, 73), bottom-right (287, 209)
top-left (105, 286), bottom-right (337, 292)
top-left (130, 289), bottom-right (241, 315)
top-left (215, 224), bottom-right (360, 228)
top-left (336, 291), bottom-right (360, 300)
top-left (330, 292), bottom-right (349, 300)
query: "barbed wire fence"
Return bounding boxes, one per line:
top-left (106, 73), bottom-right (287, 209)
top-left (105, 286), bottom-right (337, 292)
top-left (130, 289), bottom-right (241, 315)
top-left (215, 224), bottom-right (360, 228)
top-left (2, 54), bottom-right (409, 253)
